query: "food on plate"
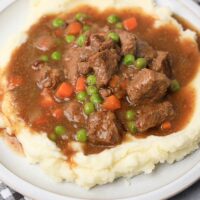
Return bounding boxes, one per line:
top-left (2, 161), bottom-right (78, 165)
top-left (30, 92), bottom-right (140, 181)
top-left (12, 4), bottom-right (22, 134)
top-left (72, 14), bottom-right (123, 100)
top-left (0, 0), bottom-right (200, 189)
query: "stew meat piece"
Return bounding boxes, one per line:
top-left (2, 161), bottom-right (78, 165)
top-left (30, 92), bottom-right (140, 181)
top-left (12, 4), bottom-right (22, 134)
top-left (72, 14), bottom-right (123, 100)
top-left (150, 51), bottom-right (172, 78)
top-left (136, 39), bottom-right (157, 62)
top-left (127, 69), bottom-right (170, 106)
top-left (63, 46), bottom-right (83, 85)
top-left (116, 30), bottom-right (137, 55)
top-left (64, 100), bottom-right (86, 124)
top-left (136, 101), bottom-right (175, 132)
top-left (34, 35), bottom-right (55, 52)
top-left (36, 64), bottom-right (64, 89)
top-left (88, 111), bottom-right (121, 145)
top-left (91, 49), bottom-right (120, 87)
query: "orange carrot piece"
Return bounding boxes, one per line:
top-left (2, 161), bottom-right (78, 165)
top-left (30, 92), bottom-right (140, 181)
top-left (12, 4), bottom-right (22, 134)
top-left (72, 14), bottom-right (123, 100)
top-left (54, 28), bottom-right (64, 37)
top-left (76, 76), bottom-right (86, 92)
top-left (67, 22), bottom-right (82, 35)
top-left (161, 121), bottom-right (172, 130)
top-left (103, 95), bottom-right (121, 111)
top-left (120, 79), bottom-right (128, 90)
top-left (40, 95), bottom-right (55, 108)
top-left (52, 108), bottom-right (63, 120)
top-left (56, 82), bottom-right (74, 99)
top-left (8, 75), bottom-right (23, 89)
top-left (109, 75), bottom-right (120, 88)
top-left (34, 116), bottom-right (48, 126)
top-left (123, 17), bottom-right (138, 31)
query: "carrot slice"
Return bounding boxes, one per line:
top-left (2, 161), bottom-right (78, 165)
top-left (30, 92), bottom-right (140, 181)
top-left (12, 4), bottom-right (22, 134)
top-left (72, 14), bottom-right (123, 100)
top-left (120, 79), bottom-right (128, 90)
top-left (76, 76), bottom-right (86, 92)
top-left (52, 108), bottom-right (63, 120)
top-left (67, 22), bottom-right (82, 35)
top-left (161, 121), bottom-right (172, 130)
top-left (34, 116), bottom-right (48, 126)
top-left (40, 95), bottom-right (55, 108)
top-left (54, 28), bottom-right (64, 37)
top-left (8, 75), bottom-right (23, 89)
top-left (109, 75), bottom-right (120, 88)
top-left (56, 82), bottom-right (74, 99)
top-left (123, 17), bottom-right (138, 31)
top-left (103, 95), bottom-right (121, 111)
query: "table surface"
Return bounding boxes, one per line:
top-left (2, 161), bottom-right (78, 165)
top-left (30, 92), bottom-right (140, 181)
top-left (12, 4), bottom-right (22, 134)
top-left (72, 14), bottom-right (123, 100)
top-left (0, 0), bottom-right (200, 199)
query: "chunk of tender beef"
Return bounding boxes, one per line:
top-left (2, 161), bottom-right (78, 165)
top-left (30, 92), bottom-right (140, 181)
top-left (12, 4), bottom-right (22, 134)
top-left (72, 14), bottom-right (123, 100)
top-left (91, 49), bottom-right (120, 87)
top-left (99, 88), bottom-right (112, 99)
top-left (34, 35), bottom-right (55, 51)
top-left (64, 100), bottom-right (85, 124)
top-left (127, 69), bottom-right (170, 106)
top-left (116, 30), bottom-right (137, 55)
top-left (78, 62), bottom-right (91, 75)
top-left (150, 51), bottom-right (172, 78)
top-left (136, 101), bottom-right (175, 132)
top-left (63, 46), bottom-right (82, 85)
top-left (36, 65), bottom-right (64, 89)
top-left (136, 39), bottom-right (157, 62)
top-left (88, 111), bottom-right (121, 145)
top-left (121, 66), bottom-right (138, 80)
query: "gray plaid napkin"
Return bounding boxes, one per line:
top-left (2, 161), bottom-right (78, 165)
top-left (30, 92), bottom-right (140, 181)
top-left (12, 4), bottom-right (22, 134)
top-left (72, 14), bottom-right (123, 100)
top-left (0, 181), bottom-right (28, 200)
top-left (0, 0), bottom-right (200, 200)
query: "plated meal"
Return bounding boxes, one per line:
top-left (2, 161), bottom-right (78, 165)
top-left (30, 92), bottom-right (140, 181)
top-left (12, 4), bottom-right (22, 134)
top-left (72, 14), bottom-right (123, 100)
top-left (0, 0), bottom-right (200, 189)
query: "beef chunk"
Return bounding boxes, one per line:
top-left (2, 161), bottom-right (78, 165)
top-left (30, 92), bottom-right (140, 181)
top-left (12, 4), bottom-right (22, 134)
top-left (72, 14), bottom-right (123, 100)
top-left (64, 100), bottom-right (85, 124)
top-left (88, 111), bottom-right (121, 145)
top-left (136, 39), bottom-right (157, 62)
top-left (121, 66), bottom-right (138, 80)
top-left (78, 62), bottom-right (91, 75)
top-left (127, 69), bottom-right (170, 106)
top-left (116, 30), bottom-right (137, 55)
top-left (36, 65), bottom-right (64, 89)
top-left (91, 49), bottom-right (120, 87)
top-left (136, 101), bottom-right (175, 132)
top-left (150, 51), bottom-right (172, 78)
top-left (99, 88), bottom-right (112, 99)
top-left (34, 35), bottom-right (55, 51)
top-left (63, 46), bottom-right (82, 85)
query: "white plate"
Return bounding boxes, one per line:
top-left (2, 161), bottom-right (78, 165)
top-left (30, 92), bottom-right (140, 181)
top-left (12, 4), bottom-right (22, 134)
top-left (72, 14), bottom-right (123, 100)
top-left (0, 0), bottom-right (200, 200)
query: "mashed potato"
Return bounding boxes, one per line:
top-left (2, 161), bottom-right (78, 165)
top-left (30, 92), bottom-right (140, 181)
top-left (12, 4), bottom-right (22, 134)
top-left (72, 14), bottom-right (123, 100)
top-left (0, 0), bottom-right (200, 189)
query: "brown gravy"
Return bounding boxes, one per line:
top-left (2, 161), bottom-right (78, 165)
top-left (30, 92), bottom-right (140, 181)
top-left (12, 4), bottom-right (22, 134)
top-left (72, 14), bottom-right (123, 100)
top-left (5, 6), bottom-right (200, 155)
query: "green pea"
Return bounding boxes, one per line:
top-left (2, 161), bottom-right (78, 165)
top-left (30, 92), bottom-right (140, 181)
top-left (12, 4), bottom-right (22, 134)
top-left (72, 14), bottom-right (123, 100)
top-left (115, 22), bottom-right (123, 29)
top-left (51, 51), bottom-right (62, 61)
top-left (76, 128), bottom-right (88, 142)
top-left (126, 110), bottom-right (136, 121)
top-left (83, 25), bottom-right (91, 32)
top-left (86, 86), bottom-right (98, 96)
top-left (123, 54), bottom-right (135, 65)
top-left (40, 55), bottom-right (49, 62)
top-left (107, 14), bottom-right (120, 24)
top-left (90, 93), bottom-right (103, 105)
top-left (127, 121), bottom-right (137, 134)
top-left (52, 18), bottom-right (65, 28)
top-left (135, 58), bottom-right (147, 69)
top-left (76, 91), bottom-right (88, 102)
top-left (84, 102), bottom-right (95, 115)
top-left (170, 80), bottom-right (181, 92)
top-left (65, 35), bottom-right (76, 43)
top-left (108, 32), bottom-right (120, 43)
top-left (54, 125), bottom-right (66, 136)
top-left (87, 75), bottom-right (96, 85)
top-left (76, 35), bottom-right (87, 47)
top-left (49, 133), bottom-right (57, 141)
top-left (75, 12), bottom-right (88, 22)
